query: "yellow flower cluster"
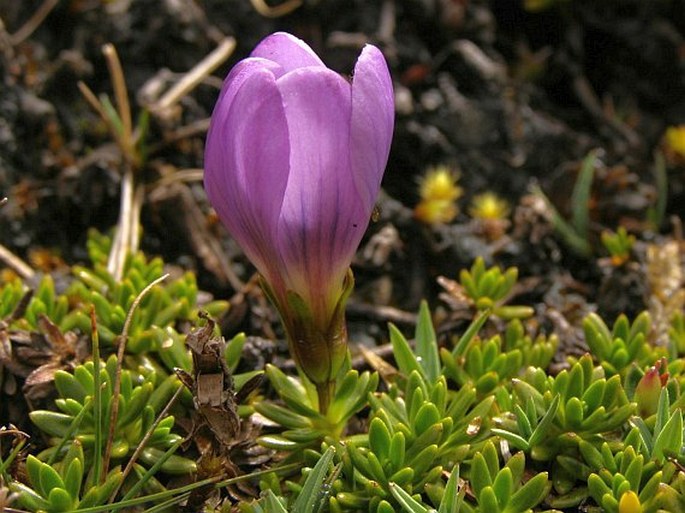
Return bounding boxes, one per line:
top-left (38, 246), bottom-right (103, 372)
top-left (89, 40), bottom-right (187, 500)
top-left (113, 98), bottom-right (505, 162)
top-left (469, 192), bottom-right (510, 221)
top-left (414, 166), bottom-right (462, 225)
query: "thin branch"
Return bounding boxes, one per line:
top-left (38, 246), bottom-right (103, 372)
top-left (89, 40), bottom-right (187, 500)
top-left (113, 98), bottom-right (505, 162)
top-left (0, 244), bottom-right (36, 281)
top-left (107, 167), bottom-right (134, 280)
top-left (7, 0), bottom-right (59, 45)
top-left (249, 0), bottom-right (302, 17)
top-left (101, 274), bottom-right (169, 475)
top-left (77, 81), bottom-right (129, 162)
top-left (109, 383), bottom-right (184, 501)
top-left (153, 37), bottom-right (236, 114)
top-left (102, 44), bottom-right (133, 150)
top-left (151, 168), bottom-right (204, 188)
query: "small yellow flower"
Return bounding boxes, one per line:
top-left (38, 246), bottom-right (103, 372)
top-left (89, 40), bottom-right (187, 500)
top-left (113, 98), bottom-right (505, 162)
top-left (619, 490), bottom-right (642, 513)
top-left (414, 166), bottom-right (462, 225)
top-left (414, 199), bottom-right (459, 225)
top-left (469, 192), bottom-right (510, 220)
top-left (666, 125), bottom-right (685, 159)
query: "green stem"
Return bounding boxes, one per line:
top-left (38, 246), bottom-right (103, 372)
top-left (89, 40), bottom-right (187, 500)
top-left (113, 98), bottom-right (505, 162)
top-left (316, 380), bottom-right (335, 415)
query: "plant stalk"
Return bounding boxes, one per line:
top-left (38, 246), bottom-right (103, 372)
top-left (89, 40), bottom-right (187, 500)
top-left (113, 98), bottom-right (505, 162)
top-left (316, 380), bottom-right (335, 415)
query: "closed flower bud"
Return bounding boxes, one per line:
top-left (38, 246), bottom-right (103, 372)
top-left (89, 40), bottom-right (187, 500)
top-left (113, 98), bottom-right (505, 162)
top-left (204, 32), bottom-right (394, 408)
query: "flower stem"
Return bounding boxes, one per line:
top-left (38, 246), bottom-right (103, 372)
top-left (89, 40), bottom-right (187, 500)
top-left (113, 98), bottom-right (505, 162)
top-left (316, 380), bottom-right (335, 415)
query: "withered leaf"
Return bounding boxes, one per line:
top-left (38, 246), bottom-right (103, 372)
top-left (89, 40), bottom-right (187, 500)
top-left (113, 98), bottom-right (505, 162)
top-left (178, 312), bottom-right (240, 447)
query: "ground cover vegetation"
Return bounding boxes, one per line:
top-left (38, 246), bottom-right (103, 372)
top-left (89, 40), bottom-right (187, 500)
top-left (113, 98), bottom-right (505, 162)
top-left (1, 1), bottom-right (685, 512)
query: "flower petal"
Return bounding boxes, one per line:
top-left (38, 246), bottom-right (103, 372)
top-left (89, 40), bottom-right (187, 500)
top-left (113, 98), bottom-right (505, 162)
top-left (274, 67), bottom-right (363, 316)
top-left (251, 32), bottom-right (325, 72)
top-left (209, 57), bottom-right (285, 128)
top-left (350, 44), bottom-right (394, 214)
top-left (204, 65), bottom-right (290, 287)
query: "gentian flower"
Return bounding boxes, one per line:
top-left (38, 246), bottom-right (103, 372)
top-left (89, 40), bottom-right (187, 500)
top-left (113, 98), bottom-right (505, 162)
top-left (204, 32), bottom-right (394, 409)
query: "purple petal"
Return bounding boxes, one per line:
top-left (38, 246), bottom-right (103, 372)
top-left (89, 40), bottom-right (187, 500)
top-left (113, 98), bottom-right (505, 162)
top-left (204, 66), bottom-right (290, 289)
top-left (251, 32), bottom-right (325, 72)
top-left (274, 67), bottom-right (363, 314)
top-left (214, 57), bottom-right (287, 110)
top-left (350, 44), bottom-right (394, 215)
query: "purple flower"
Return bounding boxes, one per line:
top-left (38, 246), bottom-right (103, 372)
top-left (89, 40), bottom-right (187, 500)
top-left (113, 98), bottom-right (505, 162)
top-left (204, 32), bottom-right (394, 394)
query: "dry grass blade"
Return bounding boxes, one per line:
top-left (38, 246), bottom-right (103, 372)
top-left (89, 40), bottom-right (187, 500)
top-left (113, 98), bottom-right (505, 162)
top-left (109, 383), bottom-right (185, 502)
top-left (102, 273), bottom-right (170, 477)
top-left (7, 0), bottom-right (58, 45)
top-left (102, 44), bottom-right (133, 152)
top-left (152, 37), bottom-right (236, 115)
top-left (250, 0), bottom-right (303, 18)
top-left (0, 244), bottom-right (35, 281)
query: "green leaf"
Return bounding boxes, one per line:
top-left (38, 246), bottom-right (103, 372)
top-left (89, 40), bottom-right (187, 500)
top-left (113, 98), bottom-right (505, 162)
top-left (348, 444), bottom-right (375, 479)
top-left (624, 454), bottom-right (642, 492)
top-left (438, 466), bottom-right (462, 513)
top-left (571, 149), bottom-right (598, 237)
top-left (638, 470), bottom-right (662, 503)
top-left (531, 184), bottom-right (590, 256)
top-left (225, 332), bottom-right (246, 373)
top-left (79, 467), bottom-right (123, 509)
top-left (482, 440), bottom-right (500, 479)
top-left (378, 499), bottom-right (398, 513)
top-left (118, 382), bottom-right (153, 427)
top-left (452, 310), bottom-right (490, 358)
top-left (48, 486), bottom-right (74, 511)
top-left (415, 300), bottom-right (440, 384)
top-left (40, 461), bottom-right (66, 497)
top-left (528, 394), bottom-right (560, 447)
top-left (367, 451), bottom-right (388, 484)
top-left (389, 323), bottom-right (425, 379)
top-left (407, 445), bottom-right (439, 477)
top-left (292, 446), bottom-right (336, 513)
top-left (389, 467), bottom-right (415, 487)
top-left (491, 429), bottom-right (530, 451)
top-left (582, 379), bottom-right (606, 413)
top-left (63, 458), bottom-right (83, 501)
top-left (369, 418), bottom-right (392, 461)
top-left (255, 401), bottom-right (311, 430)
top-left (514, 404), bottom-right (533, 439)
top-left (652, 410), bottom-right (683, 463)
top-left (478, 486), bottom-right (499, 512)
top-left (25, 455), bottom-right (44, 496)
top-left (11, 482), bottom-right (51, 511)
top-left (587, 473), bottom-right (611, 505)
top-left (329, 369), bottom-right (362, 416)
top-left (264, 365), bottom-right (318, 416)
top-left (578, 440), bottom-right (604, 471)
top-left (654, 387), bottom-right (670, 438)
top-left (583, 313), bottom-right (612, 360)
top-left (54, 370), bottom-right (88, 403)
top-left (29, 410), bottom-right (77, 438)
top-left (389, 483), bottom-right (431, 513)
top-left (470, 452), bottom-right (493, 498)
top-left (139, 447), bottom-right (197, 474)
top-left (475, 371), bottom-right (499, 395)
top-left (504, 453), bottom-right (525, 485)
top-left (414, 402), bottom-right (441, 436)
top-left (389, 432), bottom-right (406, 470)
top-left (505, 472), bottom-right (548, 513)
top-left (492, 467), bottom-right (514, 508)
top-left (565, 397), bottom-right (584, 431)
top-left (264, 489), bottom-right (288, 513)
